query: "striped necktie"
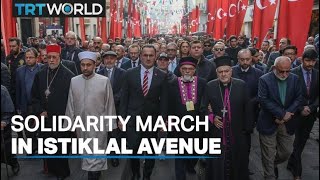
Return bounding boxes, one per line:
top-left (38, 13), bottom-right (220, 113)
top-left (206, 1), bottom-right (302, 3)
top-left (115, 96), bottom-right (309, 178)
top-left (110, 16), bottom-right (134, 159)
top-left (142, 70), bottom-right (149, 96)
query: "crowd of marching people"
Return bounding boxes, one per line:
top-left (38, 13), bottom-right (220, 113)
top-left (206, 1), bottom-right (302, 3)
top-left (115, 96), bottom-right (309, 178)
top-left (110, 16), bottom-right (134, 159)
top-left (1, 32), bottom-right (319, 180)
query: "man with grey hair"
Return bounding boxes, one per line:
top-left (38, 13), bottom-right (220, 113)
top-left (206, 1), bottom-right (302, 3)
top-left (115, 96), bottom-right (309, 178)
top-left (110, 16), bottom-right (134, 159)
top-left (257, 56), bottom-right (303, 180)
top-left (61, 31), bottom-right (83, 73)
top-left (167, 42), bottom-right (179, 72)
top-left (114, 45), bottom-right (130, 68)
top-left (102, 43), bottom-right (110, 52)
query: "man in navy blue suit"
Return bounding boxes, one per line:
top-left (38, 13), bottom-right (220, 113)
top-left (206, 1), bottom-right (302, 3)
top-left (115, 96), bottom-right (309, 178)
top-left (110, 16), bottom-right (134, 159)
top-left (257, 56), bottom-right (303, 180)
top-left (16, 48), bottom-right (43, 139)
top-left (287, 49), bottom-right (319, 180)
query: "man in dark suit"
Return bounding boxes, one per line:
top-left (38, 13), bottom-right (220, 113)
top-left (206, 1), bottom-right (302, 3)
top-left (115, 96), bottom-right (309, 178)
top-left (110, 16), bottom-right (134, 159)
top-left (174, 40), bottom-right (217, 82)
top-left (121, 44), bottom-right (141, 70)
top-left (115, 45), bottom-right (130, 68)
top-left (287, 49), bottom-right (319, 180)
top-left (232, 49), bottom-right (264, 175)
top-left (119, 45), bottom-right (168, 180)
top-left (257, 56), bottom-right (303, 180)
top-left (16, 48), bottom-right (43, 139)
top-left (61, 31), bottom-right (83, 73)
top-left (98, 51), bottom-right (126, 114)
top-left (98, 51), bottom-right (126, 168)
top-left (266, 38), bottom-right (291, 72)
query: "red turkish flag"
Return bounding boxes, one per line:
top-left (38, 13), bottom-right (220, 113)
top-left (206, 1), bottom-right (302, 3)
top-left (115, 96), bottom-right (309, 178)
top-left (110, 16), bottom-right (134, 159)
top-left (133, 5), bottom-right (141, 38)
top-left (127, 0), bottom-right (133, 38)
top-left (277, 0), bottom-right (313, 56)
top-left (252, 0), bottom-right (278, 48)
top-left (109, 0), bottom-right (117, 40)
top-left (235, 0), bottom-right (248, 36)
top-left (117, 0), bottom-right (124, 38)
top-left (101, 17), bottom-right (107, 42)
top-left (207, 0), bottom-right (216, 36)
top-left (64, 18), bottom-right (69, 34)
top-left (79, 18), bottom-right (86, 42)
top-left (214, 0), bottom-right (229, 39)
top-left (1, 0), bottom-right (17, 55)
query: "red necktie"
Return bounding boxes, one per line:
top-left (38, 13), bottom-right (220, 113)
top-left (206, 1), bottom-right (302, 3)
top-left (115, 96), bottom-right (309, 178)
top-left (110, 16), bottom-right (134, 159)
top-left (142, 70), bottom-right (149, 96)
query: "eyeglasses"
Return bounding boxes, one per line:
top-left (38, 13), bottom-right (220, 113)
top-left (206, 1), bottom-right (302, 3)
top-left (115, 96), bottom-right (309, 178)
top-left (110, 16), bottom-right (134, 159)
top-left (158, 58), bottom-right (169, 61)
top-left (284, 52), bottom-right (296, 56)
top-left (204, 45), bottom-right (211, 47)
top-left (214, 48), bottom-right (224, 51)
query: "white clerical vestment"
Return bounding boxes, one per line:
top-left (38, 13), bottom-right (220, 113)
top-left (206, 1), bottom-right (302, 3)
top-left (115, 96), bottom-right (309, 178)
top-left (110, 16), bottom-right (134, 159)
top-left (65, 73), bottom-right (117, 171)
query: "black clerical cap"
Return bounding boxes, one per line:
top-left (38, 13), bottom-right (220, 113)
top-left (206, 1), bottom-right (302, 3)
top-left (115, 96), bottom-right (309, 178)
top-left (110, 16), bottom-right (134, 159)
top-left (214, 56), bottom-right (232, 68)
top-left (179, 56), bottom-right (198, 67)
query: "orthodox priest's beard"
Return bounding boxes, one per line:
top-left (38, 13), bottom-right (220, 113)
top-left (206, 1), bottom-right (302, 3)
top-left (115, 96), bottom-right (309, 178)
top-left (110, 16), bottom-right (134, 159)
top-left (182, 75), bottom-right (193, 82)
top-left (49, 63), bottom-right (59, 70)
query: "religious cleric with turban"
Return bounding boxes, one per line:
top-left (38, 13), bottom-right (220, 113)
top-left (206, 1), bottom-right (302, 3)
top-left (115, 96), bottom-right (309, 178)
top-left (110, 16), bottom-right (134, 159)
top-left (200, 56), bottom-right (254, 180)
top-left (31, 44), bottom-right (75, 180)
top-left (65, 51), bottom-right (117, 180)
top-left (167, 56), bottom-right (207, 180)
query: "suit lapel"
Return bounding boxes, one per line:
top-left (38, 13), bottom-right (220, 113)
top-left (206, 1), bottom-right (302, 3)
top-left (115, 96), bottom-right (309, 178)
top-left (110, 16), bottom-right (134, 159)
top-left (148, 67), bottom-right (160, 95)
top-left (135, 66), bottom-right (143, 96)
top-left (310, 69), bottom-right (318, 97)
top-left (297, 66), bottom-right (308, 93)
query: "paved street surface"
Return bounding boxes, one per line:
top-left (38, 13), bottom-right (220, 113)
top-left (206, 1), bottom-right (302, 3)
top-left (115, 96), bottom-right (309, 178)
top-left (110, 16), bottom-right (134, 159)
top-left (2, 120), bottom-right (319, 180)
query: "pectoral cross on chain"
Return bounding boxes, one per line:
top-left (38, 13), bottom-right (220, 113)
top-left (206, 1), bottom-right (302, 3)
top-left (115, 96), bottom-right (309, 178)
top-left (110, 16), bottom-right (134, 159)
top-left (221, 106), bottom-right (228, 118)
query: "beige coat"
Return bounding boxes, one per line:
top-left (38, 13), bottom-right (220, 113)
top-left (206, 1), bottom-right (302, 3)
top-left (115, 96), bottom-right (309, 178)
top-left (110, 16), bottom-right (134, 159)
top-left (65, 73), bottom-right (117, 171)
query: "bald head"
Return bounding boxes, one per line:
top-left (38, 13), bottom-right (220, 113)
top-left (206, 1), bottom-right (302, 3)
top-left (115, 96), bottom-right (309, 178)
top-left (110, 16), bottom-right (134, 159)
top-left (274, 56), bottom-right (291, 67)
top-left (238, 49), bottom-right (252, 70)
top-left (307, 36), bottom-right (315, 45)
top-left (273, 56), bottom-right (291, 80)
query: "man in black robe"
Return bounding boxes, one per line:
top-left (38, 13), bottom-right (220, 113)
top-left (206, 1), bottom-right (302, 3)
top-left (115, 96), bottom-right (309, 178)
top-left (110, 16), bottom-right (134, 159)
top-left (168, 56), bottom-right (207, 180)
top-left (31, 44), bottom-right (75, 180)
top-left (201, 56), bottom-right (254, 180)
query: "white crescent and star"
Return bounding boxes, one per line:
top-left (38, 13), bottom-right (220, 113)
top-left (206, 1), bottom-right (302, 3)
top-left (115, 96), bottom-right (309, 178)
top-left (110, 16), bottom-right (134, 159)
top-left (217, 8), bottom-right (224, 19)
top-left (256, 0), bottom-right (267, 9)
top-left (229, 4), bottom-right (236, 17)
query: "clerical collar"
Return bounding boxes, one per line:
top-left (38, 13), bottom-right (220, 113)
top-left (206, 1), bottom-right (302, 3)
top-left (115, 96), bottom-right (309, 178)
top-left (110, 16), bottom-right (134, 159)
top-left (82, 72), bottom-right (95, 80)
top-left (219, 80), bottom-right (232, 88)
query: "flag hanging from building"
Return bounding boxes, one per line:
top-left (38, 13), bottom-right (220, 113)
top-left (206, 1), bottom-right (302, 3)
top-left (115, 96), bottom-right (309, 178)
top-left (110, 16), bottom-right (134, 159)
top-left (251, 0), bottom-right (278, 48)
top-left (213, 0), bottom-right (229, 39)
top-left (79, 18), bottom-right (86, 41)
top-left (1, 0), bottom-right (17, 55)
top-left (277, 0), bottom-right (313, 56)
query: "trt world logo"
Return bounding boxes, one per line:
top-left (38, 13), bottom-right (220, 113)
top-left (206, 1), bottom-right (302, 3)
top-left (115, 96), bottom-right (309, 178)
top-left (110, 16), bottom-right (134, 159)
top-left (13, 0), bottom-right (106, 17)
